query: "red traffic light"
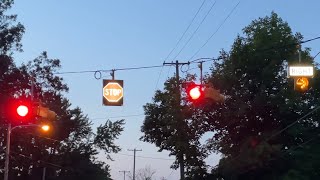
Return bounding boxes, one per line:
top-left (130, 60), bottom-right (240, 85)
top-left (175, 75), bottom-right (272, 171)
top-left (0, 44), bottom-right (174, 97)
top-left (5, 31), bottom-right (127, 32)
top-left (4, 99), bottom-right (34, 123)
top-left (189, 86), bottom-right (202, 100)
top-left (17, 105), bottom-right (29, 117)
top-left (186, 84), bottom-right (204, 102)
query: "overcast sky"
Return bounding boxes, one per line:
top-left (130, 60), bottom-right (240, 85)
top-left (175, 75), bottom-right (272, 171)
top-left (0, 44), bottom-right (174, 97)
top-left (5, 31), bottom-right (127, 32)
top-left (11, 0), bottom-right (320, 179)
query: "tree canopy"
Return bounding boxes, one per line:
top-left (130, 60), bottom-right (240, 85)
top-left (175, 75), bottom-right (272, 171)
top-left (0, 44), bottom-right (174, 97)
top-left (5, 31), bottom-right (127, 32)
top-left (142, 12), bottom-right (320, 180)
top-left (0, 1), bottom-right (124, 179)
top-left (205, 12), bottom-right (320, 179)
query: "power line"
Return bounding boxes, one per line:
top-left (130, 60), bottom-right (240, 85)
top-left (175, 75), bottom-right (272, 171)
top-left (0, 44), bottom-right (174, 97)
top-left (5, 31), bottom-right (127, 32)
top-left (189, 1), bottom-right (241, 61)
top-left (165, 65), bottom-right (173, 80)
top-left (54, 64), bottom-right (167, 75)
top-left (172, 1), bottom-right (217, 61)
top-left (116, 153), bottom-right (174, 161)
top-left (313, 50), bottom-right (320, 59)
top-left (90, 113), bottom-right (144, 120)
top-left (156, 0), bottom-right (207, 92)
top-left (302, 36), bottom-right (320, 44)
top-left (11, 151), bottom-right (66, 169)
top-left (115, 65), bottom-right (165, 71)
top-left (154, 65), bottom-right (165, 90)
top-left (52, 36), bottom-right (320, 77)
top-left (167, 169), bottom-right (175, 179)
top-left (29, 133), bottom-right (61, 143)
top-left (223, 106), bottom-right (320, 167)
top-left (265, 106), bottom-right (320, 142)
top-left (54, 70), bottom-right (105, 74)
top-left (284, 134), bottom-right (320, 156)
top-left (164, 0), bottom-right (207, 62)
top-left (189, 38), bottom-right (320, 65)
top-left (207, 49), bottom-right (320, 168)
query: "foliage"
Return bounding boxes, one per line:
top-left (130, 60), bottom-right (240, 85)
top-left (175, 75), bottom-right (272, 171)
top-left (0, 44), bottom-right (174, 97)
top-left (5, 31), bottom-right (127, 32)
top-left (203, 12), bottom-right (320, 179)
top-left (141, 76), bottom-right (209, 179)
top-left (0, 0), bottom-right (25, 54)
top-left (95, 119), bottom-right (125, 159)
top-left (0, 1), bottom-right (125, 179)
top-left (127, 165), bottom-right (156, 180)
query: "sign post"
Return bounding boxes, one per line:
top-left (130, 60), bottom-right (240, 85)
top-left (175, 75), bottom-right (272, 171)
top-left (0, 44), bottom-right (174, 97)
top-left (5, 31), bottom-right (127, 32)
top-left (103, 80), bottom-right (124, 106)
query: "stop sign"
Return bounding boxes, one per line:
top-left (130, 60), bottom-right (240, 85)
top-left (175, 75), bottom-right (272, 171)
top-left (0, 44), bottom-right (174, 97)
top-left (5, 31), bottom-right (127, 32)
top-left (103, 80), bottom-right (124, 106)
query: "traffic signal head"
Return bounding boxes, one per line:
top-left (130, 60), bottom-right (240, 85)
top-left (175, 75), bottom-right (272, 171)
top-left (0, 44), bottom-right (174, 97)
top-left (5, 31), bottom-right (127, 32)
top-left (6, 99), bottom-right (34, 123)
top-left (17, 105), bottom-right (29, 117)
top-left (186, 83), bottom-right (204, 102)
top-left (204, 87), bottom-right (225, 103)
top-left (294, 77), bottom-right (309, 92)
top-left (189, 86), bottom-right (202, 100)
top-left (35, 105), bottom-right (57, 121)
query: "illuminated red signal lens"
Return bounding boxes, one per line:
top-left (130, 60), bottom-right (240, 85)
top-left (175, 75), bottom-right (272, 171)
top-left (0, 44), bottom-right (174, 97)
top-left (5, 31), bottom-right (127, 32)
top-left (17, 105), bottom-right (29, 117)
top-left (189, 86), bottom-right (202, 100)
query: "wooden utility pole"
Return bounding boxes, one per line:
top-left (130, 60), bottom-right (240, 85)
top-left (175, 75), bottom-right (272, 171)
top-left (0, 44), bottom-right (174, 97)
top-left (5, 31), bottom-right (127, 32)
top-left (128, 148), bottom-right (142, 180)
top-left (119, 170), bottom-right (130, 180)
top-left (163, 60), bottom-right (189, 180)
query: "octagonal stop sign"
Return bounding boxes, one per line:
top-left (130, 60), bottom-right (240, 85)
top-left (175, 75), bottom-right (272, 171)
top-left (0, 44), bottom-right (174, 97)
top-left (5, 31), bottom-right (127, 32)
top-left (103, 80), bottom-right (123, 106)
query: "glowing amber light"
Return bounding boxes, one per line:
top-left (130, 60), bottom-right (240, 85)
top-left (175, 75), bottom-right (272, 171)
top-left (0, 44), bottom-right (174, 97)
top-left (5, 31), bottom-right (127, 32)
top-left (296, 77), bottom-right (309, 90)
top-left (41, 125), bottom-right (50, 132)
top-left (189, 87), bottom-right (202, 100)
top-left (17, 105), bottom-right (29, 117)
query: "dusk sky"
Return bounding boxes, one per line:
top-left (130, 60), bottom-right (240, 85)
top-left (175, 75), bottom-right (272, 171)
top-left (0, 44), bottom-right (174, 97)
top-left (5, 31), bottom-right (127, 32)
top-left (11, 0), bottom-right (320, 179)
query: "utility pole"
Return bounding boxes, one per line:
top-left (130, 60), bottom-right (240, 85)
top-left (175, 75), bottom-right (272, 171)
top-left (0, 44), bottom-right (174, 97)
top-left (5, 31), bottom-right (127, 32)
top-left (4, 76), bottom-right (36, 180)
top-left (198, 61), bottom-right (204, 85)
top-left (128, 148), bottom-right (142, 180)
top-left (4, 124), bottom-right (11, 180)
top-left (119, 170), bottom-right (130, 180)
top-left (42, 167), bottom-right (46, 180)
top-left (163, 60), bottom-right (189, 180)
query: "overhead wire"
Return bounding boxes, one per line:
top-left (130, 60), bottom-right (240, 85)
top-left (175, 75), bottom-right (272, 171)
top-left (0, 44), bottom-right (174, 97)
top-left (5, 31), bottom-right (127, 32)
top-left (221, 104), bottom-right (320, 168)
top-left (283, 133), bottom-right (320, 155)
top-left (163, 0), bottom-right (207, 62)
top-left (52, 36), bottom-right (320, 78)
top-left (154, 65), bottom-right (165, 90)
top-left (90, 113), bottom-right (145, 120)
top-left (29, 133), bottom-right (62, 143)
top-left (265, 106), bottom-right (320, 142)
top-left (166, 169), bottom-right (175, 179)
top-left (172, 0), bottom-right (217, 61)
top-left (211, 50), bottom-right (320, 167)
top-left (11, 151), bottom-right (66, 169)
top-left (116, 153), bottom-right (174, 161)
top-left (24, 126), bottom-right (173, 162)
top-left (54, 64), bottom-right (167, 75)
top-left (155, 0), bottom-right (207, 90)
top-left (313, 50), bottom-right (320, 60)
top-left (188, 1), bottom-right (241, 61)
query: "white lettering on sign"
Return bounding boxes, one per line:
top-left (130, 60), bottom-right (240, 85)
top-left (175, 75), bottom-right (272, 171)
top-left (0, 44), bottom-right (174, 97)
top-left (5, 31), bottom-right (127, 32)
top-left (104, 89), bottom-right (122, 96)
top-left (289, 66), bottom-right (313, 77)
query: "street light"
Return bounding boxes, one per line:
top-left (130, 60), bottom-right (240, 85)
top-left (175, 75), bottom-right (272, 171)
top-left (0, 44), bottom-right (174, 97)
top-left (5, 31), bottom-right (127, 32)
top-left (4, 124), bottom-right (51, 180)
top-left (41, 125), bottom-right (50, 132)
